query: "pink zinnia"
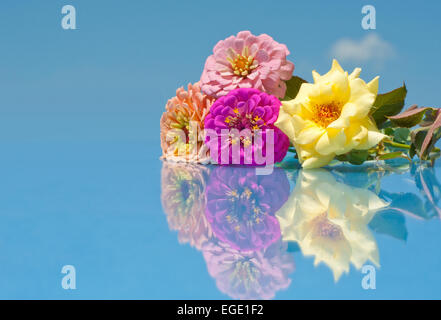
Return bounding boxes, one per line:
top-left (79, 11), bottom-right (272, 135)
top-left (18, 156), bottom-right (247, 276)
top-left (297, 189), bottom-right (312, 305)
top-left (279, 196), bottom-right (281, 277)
top-left (204, 88), bottom-right (290, 165)
top-left (202, 240), bottom-right (295, 300)
top-left (200, 31), bottom-right (294, 99)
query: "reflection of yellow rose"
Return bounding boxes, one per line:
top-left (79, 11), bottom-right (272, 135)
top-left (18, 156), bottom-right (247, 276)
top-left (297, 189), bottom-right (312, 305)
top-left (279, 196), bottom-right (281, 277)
top-left (275, 59), bottom-right (385, 168)
top-left (276, 169), bottom-right (388, 281)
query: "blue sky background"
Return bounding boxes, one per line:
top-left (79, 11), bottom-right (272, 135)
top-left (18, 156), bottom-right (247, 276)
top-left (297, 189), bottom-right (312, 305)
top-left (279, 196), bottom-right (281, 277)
top-left (0, 0), bottom-right (440, 144)
top-left (0, 0), bottom-right (440, 299)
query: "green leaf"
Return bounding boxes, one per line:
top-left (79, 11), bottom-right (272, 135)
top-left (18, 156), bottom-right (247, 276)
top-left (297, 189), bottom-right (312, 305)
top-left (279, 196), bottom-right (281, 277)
top-left (371, 84), bottom-right (407, 127)
top-left (342, 149), bottom-right (369, 165)
top-left (377, 151), bottom-right (409, 161)
top-left (282, 76), bottom-right (307, 101)
top-left (410, 110), bottom-right (441, 160)
top-left (393, 127), bottom-right (410, 143)
top-left (411, 128), bottom-right (429, 158)
top-left (421, 109), bottom-right (441, 157)
top-left (421, 108), bottom-right (439, 127)
top-left (383, 127), bottom-right (395, 137)
top-left (429, 149), bottom-right (441, 163)
top-left (409, 143), bottom-right (416, 159)
top-left (388, 105), bottom-right (430, 128)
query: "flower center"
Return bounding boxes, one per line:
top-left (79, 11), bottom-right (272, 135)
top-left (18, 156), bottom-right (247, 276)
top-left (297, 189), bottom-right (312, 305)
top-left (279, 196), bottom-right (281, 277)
top-left (170, 174), bottom-right (196, 217)
top-left (171, 113), bottom-right (189, 131)
top-left (225, 187), bottom-right (265, 229)
top-left (227, 47), bottom-right (258, 77)
top-left (225, 111), bottom-right (266, 132)
top-left (312, 213), bottom-right (344, 240)
top-left (231, 259), bottom-right (260, 289)
top-left (312, 102), bottom-right (342, 128)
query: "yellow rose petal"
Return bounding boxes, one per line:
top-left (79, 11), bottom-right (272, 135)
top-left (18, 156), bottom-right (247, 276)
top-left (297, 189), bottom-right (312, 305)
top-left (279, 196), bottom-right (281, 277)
top-left (274, 59), bottom-right (383, 168)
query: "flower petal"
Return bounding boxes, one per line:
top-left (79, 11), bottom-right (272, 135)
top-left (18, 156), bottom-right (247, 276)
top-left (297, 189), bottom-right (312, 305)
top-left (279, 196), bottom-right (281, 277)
top-left (301, 154), bottom-right (335, 169)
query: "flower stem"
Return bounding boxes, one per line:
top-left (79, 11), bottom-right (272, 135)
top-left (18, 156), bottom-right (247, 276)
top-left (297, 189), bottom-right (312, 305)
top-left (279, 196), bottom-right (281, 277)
top-left (383, 140), bottom-right (411, 150)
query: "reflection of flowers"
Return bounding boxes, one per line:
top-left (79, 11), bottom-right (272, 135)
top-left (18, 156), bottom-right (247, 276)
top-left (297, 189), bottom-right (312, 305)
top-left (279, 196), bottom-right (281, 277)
top-left (160, 162), bottom-right (212, 250)
top-left (202, 166), bottom-right (294, 299)
top-left (205, 166), bottom-right (290, 252)
top-left (161, 162), bottom-right (295, 300)
top-left (160, 82), bottom-right (215, 163)
top-left (412, 165), bottom-right (441, 219)
top-left (202, 240), bottom-right (294, 300)
top-left (276, 169), bottom-right (388, 281)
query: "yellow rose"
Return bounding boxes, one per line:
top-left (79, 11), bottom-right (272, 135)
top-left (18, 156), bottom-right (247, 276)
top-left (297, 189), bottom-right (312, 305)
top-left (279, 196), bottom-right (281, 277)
top-left (276, 169), bottom-right (388, 281)
top-left (275, 59), bottom-right (386, 168)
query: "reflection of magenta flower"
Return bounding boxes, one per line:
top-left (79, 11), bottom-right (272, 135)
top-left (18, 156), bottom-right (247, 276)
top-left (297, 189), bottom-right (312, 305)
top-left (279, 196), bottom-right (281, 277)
top-left (200, 31), bottom-right (294, 99)
top-left (202, 240), bottom-right (295, 300)
top-left (205, 166), bottom-right (290, 252)
top-left (160, 162), bottom-right (212, 250)
top-left (204, 88), bottom-right (290, 165)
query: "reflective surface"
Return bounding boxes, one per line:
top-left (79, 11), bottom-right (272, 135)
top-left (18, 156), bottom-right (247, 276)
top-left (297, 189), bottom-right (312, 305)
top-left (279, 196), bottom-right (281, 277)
top-left (160, 160), bottom-right (441, 299)
top-left (1, 142), bottom-right (440, 299)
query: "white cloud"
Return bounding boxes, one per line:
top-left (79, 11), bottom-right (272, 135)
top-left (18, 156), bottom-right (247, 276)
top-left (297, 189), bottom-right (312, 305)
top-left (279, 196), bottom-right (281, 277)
top-left (330, 33), bottom-right (395, 64)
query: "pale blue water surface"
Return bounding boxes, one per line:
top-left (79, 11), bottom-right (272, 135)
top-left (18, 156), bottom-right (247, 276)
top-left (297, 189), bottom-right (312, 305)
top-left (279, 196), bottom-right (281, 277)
top-left (0, 0), bottom-right (440, 299)
top-left (1, 146), bottom-right (440, 299)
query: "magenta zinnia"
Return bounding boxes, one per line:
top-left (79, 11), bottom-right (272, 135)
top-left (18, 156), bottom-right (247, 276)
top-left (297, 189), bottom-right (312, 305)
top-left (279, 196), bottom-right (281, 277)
top-left (200, 31), bottom-right (294, 99)
top-left (204, 88), bottom-right (290, 165)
